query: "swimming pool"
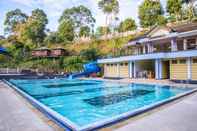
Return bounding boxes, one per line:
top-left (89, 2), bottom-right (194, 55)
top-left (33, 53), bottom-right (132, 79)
top-left (7, 79), bottom-right (194, 130)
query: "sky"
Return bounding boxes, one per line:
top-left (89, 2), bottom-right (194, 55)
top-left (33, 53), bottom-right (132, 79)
top-left (0, 0), bottom-right (167, 36)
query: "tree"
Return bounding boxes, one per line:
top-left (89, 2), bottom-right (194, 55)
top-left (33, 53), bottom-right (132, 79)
top-left (157, 15), bottom-right (167, 25)
top-left (59, 5), bottom-right (95, 36)
top-left (16, 9), bottom-right (48, 47)
top-left (44, 32), bottom-right (61, 44)
top-left (4, 9), bottom-right (28, 35)
top-left (166, 0), bottom-right (182, 21)
top-left (139, 0), bottom-right (164, 27)
top-left (29, 9), bottom-right (48, 43)
top-left (98, 0), bottom-right (119, 27)
top-left (95, 26), bottom-right (111, 37)
top-left (58, 20), bottom-right (75, 43)
top-left (118, 18), bottom-right (137, 32)
top-left (80, 48), bottom-right (100, 61)
top-left (79, 26), bottom-right (91, 37)
top-left (182, 0), bottom-right (197, 21)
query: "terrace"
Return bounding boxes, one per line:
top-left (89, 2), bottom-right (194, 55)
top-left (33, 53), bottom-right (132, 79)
top-left (103, 23), bottom-right (197, 59)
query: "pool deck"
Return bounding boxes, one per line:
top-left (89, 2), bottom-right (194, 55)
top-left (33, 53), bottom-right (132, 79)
top-left (114, 92), bottom-right (197, 131)
top-left (0, 78), bottom-right (197, 131)
top-left (0, 81), bottom-right (63, 131)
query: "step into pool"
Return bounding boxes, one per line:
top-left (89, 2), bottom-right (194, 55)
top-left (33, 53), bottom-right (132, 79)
top-left (7, 79), bottom-right (194, 131)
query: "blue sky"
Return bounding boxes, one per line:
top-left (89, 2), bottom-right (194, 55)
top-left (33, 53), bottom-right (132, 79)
top-left (0, 0), bottom-right (166, 35)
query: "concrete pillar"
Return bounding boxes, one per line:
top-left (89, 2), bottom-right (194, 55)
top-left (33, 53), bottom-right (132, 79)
top-left (147, 43), bottom-right (151, 53)
top-left (148, 43), bottom-right (154, 53)
top-left (187, 58), bottom-right (192, 80)
top-left (133, 61), bottom-right (136, 78)
top-left (196, 38), bottom-right (197, 47)
top-left (134, 48), bottom-right (138, 55)
top-left (143, 45), bottom-right (146, 54)
top-left (6, 68), bottom-right (9, 74)
top-left (117, 63), bottom-right (120, 78)
top-left (155, 59), bottom-right (163, 80)
top-left (183, 39), bottom-right (187, 50)
top-left (129, 61), bottom-right (133, 78)
top-left (171, 38), bottom-right (177, 51)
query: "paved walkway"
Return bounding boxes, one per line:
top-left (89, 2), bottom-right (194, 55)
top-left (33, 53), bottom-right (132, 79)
top-left (0, 82), bottom-right (56, 131)
top-left (115, 92), bottom-right (197, 131)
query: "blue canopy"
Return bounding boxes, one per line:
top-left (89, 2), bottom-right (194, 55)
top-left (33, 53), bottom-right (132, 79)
top-left (0, 47), bottom-right (7, 53)
top-left (0, 47), bottom-right (11, 56)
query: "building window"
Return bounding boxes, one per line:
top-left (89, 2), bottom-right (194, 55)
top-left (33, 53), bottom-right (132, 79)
top-left (106, 64), bottom-right (110, 66)
top-left (120, 63), bottom-right (124, 66)
top-left (171, 60), bottom-right (177, 64)
top-left (193, 58), bottom-right (197, 64)
top-left (179, 59), bottom-right (186, 64)
top-left (110, 64), bottom-right (113, 66)
top-left (125, 63), bottom-right (128, 66)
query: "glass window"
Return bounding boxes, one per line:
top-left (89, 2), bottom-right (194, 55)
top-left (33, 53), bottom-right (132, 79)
top-left (179, 59), bottom-right (186, 64)
top-left (120, 63), bottom-right (124, 66)
top-left (171, 60), bottom-right (177, 64)
top-left (125, 63), bottom-right (128, 66)
top-left (193, 58), bottom-right (197, 64)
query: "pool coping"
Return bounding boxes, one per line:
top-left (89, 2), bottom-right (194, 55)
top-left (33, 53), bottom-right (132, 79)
top-left (3, 79), bottom-right (197, 131)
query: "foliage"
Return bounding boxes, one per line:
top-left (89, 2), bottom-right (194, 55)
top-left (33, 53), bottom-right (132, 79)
top-left (80, 48), bottom-right (100, 61)
top-left (182, 4), bottom-right (197, 21)
top-left (157, 15), bottom-right (167, 25)
top-left (59, 5), bottom-right (95, 36)
top-left (44, 32), bottom-right (62, 45)
top-left (139, 0), bottom-right (164, 27)
top-left (63, 56), bottom-right (84, 72)
top-left (98, 0), bottom-right (119, 15)
top-left (58, 20), bottom-right (75, 43)
top-left (79, 26), bottom-right (91, 37)
top-left (166, 0), bottom-right (182, 21)
top-left (4, 9), bottom-right (28, 35)
top-left (98, 0), bottom-right (119, 29)
top-left (5, 8), bottom-right (48, 48)
top-left (95, 26), bottom-right (111, 37)
top-left (118, 18), bottom-right (137, 32)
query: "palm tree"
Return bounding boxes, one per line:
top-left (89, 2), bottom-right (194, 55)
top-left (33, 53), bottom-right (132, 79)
top-left (98, 0), bottom-right (119, 27)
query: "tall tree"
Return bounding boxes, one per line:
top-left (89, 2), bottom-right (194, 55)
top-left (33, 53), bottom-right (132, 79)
top-left (58, 20), bottom-right (75, 43)
top-left (118, 18), bottom-right (137, 32)
top-left (98, 0), bottom-right (119, 27)
top-left (166, 0), bottom-right (182, 21)
top-left (59, 5), bottom-right (95, 36)
top-left (4, 9), bottom-right (28, 35)
top-left (16, 9), bottom-right (48, 46)
top-left (139, 0), bottom-right (164, 27)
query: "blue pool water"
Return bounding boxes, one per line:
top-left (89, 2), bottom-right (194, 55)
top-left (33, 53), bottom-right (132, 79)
top-left (9, 79), bottom-right (190, 129)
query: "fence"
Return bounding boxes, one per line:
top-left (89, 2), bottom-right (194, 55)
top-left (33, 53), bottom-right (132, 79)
top-left (0, 68), bottom-right (21, 74)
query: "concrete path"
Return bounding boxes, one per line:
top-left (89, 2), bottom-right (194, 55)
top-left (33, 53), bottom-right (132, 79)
top-left (0, 82), bottom-right (55, 131)
top-left (115, 92), bottom-right (197, 131)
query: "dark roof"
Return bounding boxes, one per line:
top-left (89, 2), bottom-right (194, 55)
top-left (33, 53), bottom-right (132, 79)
top-left (128, 22), bottom-right (197, 44)
top-left (170, 22), bottom-right (197, 33)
